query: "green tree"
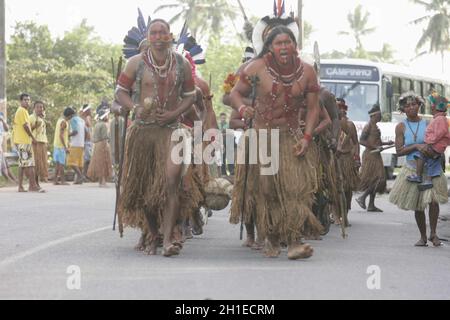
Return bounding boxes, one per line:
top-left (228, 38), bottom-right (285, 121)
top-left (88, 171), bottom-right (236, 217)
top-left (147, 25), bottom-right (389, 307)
top-left (7, 21), bottom-right (54, 60)
top-left (339, 4), bottom-right (376, 56)
top-left (304, 21), bottom-right (314, 44)
top-left (6, 21), bottom-right (119, 151)
top-left (369, 43), bottom-right (397, 63)
top-left (54, 19), bottom-right (122, 71)
top-left (154, 0), bottom-right (237, 41)
top-left (197, 36), bottom-right (242, 116)
top-left (410, 0), bottom-right (450, 72)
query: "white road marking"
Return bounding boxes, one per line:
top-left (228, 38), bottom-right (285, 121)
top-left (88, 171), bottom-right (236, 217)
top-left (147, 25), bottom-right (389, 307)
top-left (0, 226), bottom-right (111, 269)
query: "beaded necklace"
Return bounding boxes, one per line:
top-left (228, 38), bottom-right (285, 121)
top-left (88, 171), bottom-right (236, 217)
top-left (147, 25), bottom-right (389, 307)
top-left (143, 49), bottom-right (178, 111)
top-left (257, 53), bottom-right (305, 137)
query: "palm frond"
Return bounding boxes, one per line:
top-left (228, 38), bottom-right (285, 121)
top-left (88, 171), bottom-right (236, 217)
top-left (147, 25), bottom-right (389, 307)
top-left (154, 4), bottom-right (183, 14)
top-left (410, 15), bottom-right (432, 25)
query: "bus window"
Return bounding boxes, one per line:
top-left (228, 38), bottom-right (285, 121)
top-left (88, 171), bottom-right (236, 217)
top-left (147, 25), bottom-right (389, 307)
top-left (424, 82), bottom-right (435, 95)
top-left (392, 77), bottom-right (401, 105)
top-left (413, 80), bottom-right (423, 97)
top-left (436, 84), bottom-right (444, 95)
top-left (401, 79), bottom-right (413, 93)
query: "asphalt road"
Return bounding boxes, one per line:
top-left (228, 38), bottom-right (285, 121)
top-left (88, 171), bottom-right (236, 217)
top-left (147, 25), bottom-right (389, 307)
top-left (0, 181), bottom-right (449, 300)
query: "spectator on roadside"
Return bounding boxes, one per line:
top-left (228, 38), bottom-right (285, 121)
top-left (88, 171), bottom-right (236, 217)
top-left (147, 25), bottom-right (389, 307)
top-left (30, 101), bottom-right (49, 187)
top-left (68, 107), bottom-right (86, 185)
top-left (53, 107), bottom-right (75, 185)
top-left (0, 111), bottom-right (18, 184)
top-left (87, 108), bottom-right (112, 187)
top-left (80, 104), bottom-right (93, 182)
top-left (13, 93), bottom-right (44, 193)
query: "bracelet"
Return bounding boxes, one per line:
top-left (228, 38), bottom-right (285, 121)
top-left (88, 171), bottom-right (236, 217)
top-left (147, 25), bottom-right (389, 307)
top-left (239, 105), bottom-right (247, 118)
top-left (303, 133), bottom-right (312, 142)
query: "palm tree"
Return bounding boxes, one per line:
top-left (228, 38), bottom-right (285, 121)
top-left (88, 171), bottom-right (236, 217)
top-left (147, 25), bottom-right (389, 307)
top-left (410, 0), bottom-right (450, 72)
top-left (369, 43), bottom-right (397, 63)
top-left (339, 5), bottom-right (376, 53)
top-left (154, 0), bottom-right (237, 41)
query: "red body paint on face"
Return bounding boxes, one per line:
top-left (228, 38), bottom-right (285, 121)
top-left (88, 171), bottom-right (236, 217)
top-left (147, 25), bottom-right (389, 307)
top-left (148, 22), bottom-right (172, 50)
top-left (271, 34), bottom-right (296, 65)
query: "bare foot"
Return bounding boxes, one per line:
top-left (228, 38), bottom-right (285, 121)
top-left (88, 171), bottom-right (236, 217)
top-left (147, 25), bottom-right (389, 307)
top-left (18, 187), bottom-right (28, 193)
top-left (144, 240), bottom-right (158, 255)
top-left (356, 197), bottom-right (366, 210)
top-left (264, 237), bottom-right (281, 258)
top-left (162, 244), bottom-right (181, 257)
top-left (242, 236), bottom-right (255, 248)
top-left (367, 207), bottom-right (383, 213)
top-left (134, 233), bottom-right (147, 252)
top-left (29, 188), bottom-right (46, 193)
top-left (184, 226), bottom-right (194, 240)
top-left (251, 238), bottom-right (264, 251)
top-left (287, 243), bottom-right (314, 260)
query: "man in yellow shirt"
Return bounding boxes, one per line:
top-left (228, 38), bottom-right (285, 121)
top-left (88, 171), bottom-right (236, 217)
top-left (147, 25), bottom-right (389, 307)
top-left (13, 93), bottom-right (43, 193)
top-left (30, 101), bottom-right (49, 187)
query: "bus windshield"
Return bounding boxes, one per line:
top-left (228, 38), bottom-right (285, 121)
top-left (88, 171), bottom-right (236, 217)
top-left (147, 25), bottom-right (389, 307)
top-left (322, 83), bottom-right (379, 122)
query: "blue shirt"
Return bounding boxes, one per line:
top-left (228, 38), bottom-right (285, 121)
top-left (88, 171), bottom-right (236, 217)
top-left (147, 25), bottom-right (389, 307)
top-left (403, 119), bottom-right (427, 162)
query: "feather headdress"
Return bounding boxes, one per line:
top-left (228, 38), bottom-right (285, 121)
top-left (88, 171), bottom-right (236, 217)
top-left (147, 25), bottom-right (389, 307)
top-left (122, 8), bottom-right (151, 59)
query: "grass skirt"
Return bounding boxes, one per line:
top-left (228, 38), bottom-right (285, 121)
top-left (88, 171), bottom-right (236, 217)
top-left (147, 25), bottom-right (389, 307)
top-left (359, 149), bottom-right (386, 194)
top-left (119, 124), bottom-right (175, 231)
top-left (338, 153), bottom-right (361, 192)
top-left (255, 129), bottom-right (322, 243)
top-left (180, 164), bottom-right (207, 220)
top-left (315, 140), bottom-right (339, 208)
top-left (389, 165), bottom-right (448, 212)
top-left (230, 135), bottom-right (259, 226)
top-left (87, 140), bottom-right (112, 180)
top-left (32, 142), bottom-right (48, 180)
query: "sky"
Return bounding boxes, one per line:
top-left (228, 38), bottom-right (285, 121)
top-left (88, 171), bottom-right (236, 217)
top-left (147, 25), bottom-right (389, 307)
top-left (4, 0), bottom-right (450, 79)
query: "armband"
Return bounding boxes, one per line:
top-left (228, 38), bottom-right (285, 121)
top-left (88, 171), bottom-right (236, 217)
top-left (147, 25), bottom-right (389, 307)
top-left (117, 73), bottom-right (134, 91)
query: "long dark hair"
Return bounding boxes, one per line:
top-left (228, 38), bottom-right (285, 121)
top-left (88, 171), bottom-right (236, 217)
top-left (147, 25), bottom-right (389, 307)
top-left (257, 26), bottom-right (297, 59)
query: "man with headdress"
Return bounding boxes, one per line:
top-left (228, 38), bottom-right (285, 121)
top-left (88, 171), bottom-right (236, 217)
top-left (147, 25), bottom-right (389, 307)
top-left (230, 19), bottom-right (322, 260)
top-left (114, 16), bottom-right (196, 257)
top-left (356, 104), bottom-right (394, 212)
top-left (336, 98), bottom-right (360, 225)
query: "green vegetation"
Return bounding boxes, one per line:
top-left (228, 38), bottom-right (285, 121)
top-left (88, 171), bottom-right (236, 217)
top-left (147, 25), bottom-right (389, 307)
top-left (6, 20), bottom-right (121, 146)
top-left (410, 0), bottom-right (450, 72)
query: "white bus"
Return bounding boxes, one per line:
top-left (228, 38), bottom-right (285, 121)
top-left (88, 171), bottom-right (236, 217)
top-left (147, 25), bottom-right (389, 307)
top-left (320, 59), bottom-right (450, 177)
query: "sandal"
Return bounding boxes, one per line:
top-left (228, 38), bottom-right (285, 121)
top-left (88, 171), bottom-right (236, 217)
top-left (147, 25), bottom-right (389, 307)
top-left (414, 239), bottom-right (428, 247)
top-left (429, 236), bottom-right (442, 247)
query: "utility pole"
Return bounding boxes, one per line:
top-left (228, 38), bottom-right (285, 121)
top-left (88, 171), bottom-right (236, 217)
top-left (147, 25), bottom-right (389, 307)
top-left (297, 0), bottom-right (303, 50)
top-left (0, 0), bottom-right (6, 119)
